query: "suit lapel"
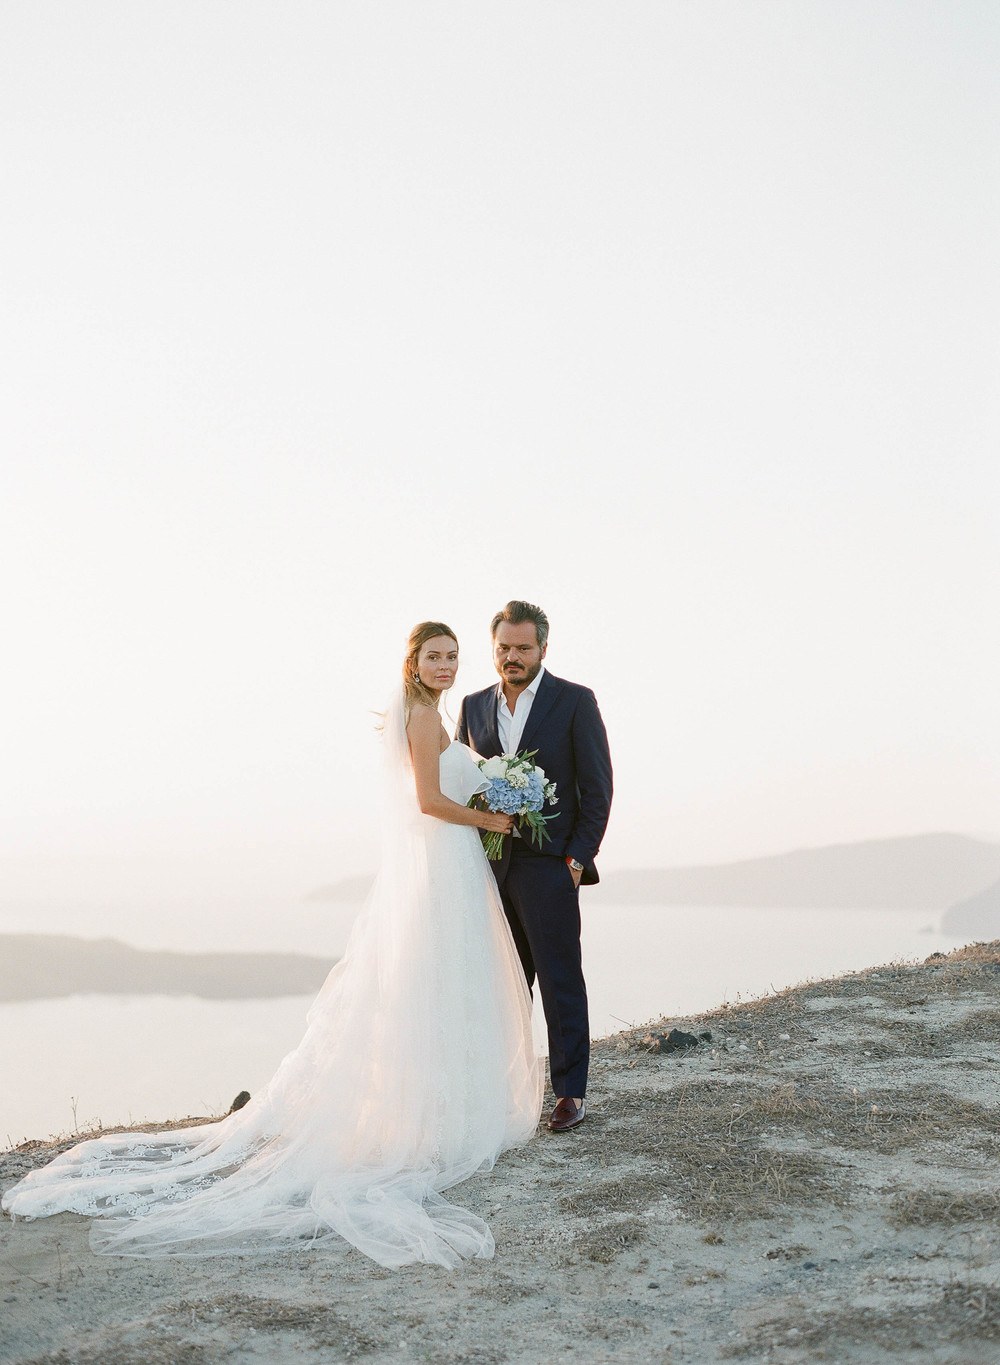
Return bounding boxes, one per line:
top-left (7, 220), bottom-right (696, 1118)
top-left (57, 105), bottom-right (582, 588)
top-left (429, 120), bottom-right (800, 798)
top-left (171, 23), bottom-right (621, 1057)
top-left (481, 687), bottom-right (502, 756)
top-left (519, 671), bottom-right (560, 753)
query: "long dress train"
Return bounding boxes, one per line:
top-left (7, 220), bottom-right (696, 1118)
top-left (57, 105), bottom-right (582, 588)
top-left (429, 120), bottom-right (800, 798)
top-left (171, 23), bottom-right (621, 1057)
top-left (1, 705), bottom-right (542, 1268)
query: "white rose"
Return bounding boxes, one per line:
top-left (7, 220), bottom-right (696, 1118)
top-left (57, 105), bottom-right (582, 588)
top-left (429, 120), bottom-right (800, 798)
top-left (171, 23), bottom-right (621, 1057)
top-left (481, 756), bottom-right (506, 779)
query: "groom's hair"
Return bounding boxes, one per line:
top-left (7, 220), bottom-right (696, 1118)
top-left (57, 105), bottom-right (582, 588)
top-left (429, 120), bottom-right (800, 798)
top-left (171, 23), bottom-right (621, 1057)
top-left (490, 600), bottom-right (549, 650)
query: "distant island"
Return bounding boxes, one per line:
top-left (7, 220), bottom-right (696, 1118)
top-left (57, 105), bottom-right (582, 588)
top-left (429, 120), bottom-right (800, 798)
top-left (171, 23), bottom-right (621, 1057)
top-left (0, 936), bottom-right (337, 1004)
top-left (602, 833), bottom-right (1000, 912)
top-left (309, 832), bottom-right (1000, 915)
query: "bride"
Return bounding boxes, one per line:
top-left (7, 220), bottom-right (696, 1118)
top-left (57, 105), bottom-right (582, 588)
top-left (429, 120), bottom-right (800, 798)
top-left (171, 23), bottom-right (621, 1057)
top-left (2, 622), bottom-right (543, 1268)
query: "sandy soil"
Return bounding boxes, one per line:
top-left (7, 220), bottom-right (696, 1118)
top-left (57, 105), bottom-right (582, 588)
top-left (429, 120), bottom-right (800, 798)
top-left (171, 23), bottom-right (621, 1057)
top-left (3, 940), bottom-right (999, 1364)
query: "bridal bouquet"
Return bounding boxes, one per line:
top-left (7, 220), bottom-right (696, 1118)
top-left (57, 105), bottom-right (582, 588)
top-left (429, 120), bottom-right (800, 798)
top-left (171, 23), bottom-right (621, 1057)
top-left (470, 750), bottom-right (559, 860)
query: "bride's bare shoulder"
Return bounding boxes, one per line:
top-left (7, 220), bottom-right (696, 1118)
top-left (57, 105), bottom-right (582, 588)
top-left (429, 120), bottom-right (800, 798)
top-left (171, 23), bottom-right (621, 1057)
top-left (405, 702), bottom-right (439, 733)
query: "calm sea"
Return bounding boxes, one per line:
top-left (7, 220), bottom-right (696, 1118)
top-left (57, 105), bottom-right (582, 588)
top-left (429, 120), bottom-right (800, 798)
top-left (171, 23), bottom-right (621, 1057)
top-left (1, 901), bottom-right (960, 1144)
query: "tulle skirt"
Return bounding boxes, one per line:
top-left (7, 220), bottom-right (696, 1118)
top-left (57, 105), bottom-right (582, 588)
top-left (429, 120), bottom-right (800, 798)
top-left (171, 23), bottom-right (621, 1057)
top-left (2, 774), bottom-right (542, 1267)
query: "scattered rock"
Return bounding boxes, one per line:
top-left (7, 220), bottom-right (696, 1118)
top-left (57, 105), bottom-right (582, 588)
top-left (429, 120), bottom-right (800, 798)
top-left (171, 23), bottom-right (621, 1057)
top-left (639, 1028), bottom-right (712, 1054)
top-left (228, 1091), bottom-right (251, 1113)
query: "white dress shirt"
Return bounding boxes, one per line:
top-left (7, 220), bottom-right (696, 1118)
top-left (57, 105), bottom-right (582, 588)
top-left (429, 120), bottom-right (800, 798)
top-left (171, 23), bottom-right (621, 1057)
top-left (496, 665), bottom-right (546, 755)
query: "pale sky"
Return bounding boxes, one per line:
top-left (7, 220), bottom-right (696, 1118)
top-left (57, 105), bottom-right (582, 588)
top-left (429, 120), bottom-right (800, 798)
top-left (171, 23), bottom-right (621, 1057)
top-left (2, 2), bottom-right (998, 915)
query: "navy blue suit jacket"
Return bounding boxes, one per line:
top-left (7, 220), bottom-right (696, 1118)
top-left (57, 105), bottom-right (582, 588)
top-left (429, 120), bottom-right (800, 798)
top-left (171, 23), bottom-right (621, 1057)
top-left (455, 671), bottom-right (613, 885)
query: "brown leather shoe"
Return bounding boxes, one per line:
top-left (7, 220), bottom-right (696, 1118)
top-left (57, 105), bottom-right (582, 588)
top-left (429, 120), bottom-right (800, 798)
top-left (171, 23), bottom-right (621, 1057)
top-left (548, 1097), bottom-right (586, 1133)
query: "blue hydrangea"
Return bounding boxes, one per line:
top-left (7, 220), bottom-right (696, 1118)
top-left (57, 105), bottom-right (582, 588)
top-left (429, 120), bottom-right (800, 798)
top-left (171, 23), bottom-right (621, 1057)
top-left (484, 778), bottom-right (525, 814)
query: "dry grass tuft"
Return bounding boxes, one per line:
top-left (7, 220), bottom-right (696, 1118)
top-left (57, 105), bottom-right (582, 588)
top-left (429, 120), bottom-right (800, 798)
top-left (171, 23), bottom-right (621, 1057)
top-left (590, 1080), bottom-right (846, 1222)
top-left (162, 1294), bottom-right (386, 1355)
top-left (877, 1018), bottom-right (945, 1052)
top-left (566, 1215), bottom-right (648, 1264)
top-left (722, 1282), bottom-right (1000, 1358)
top-left (819, 1036), bottom-right (901, 1061)
top-left (836, 1083), bottom-right (1000, 1155)
top-left (435, 1349), bottom-right (512, 1365)
top-left (889, 1187), bottom-right (1000, 1228)
top-left (943, 941), bottom-right (1000, 965)
top-left (948, 1005), bottom-right (1000, 1043)
top-left (559, 1171), bottom-right (671, 1219)
top-left (732, 1078), bottom-right (1000, 1158)
top-left (733, 1082), bottom-right (826, 1121)
top-left (19, 1344), bottom-right (212, 1365)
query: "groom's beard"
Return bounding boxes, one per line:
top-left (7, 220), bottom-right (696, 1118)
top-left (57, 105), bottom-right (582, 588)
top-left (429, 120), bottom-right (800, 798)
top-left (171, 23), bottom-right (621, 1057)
top-left (501, 660), bottom-right (541, 690)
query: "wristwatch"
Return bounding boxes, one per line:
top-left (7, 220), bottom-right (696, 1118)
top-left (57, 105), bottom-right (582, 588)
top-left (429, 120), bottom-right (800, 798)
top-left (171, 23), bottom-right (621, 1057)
top-left (566, 858), bottom-right (585, 873)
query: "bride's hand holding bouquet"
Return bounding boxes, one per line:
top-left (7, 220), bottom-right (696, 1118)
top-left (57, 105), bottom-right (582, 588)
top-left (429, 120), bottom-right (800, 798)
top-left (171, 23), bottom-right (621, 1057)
top-left (469, 750), bottom-right (559, 860)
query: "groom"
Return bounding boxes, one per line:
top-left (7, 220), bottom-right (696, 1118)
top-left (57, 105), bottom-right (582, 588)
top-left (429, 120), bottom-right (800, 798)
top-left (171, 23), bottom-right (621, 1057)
top-left (456, 600), bottom-right (613, 1133)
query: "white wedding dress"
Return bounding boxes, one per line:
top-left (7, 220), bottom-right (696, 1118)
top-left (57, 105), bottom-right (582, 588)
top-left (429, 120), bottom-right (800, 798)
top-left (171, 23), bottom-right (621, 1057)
top-left (2, 695), bottom-right (542, 1268)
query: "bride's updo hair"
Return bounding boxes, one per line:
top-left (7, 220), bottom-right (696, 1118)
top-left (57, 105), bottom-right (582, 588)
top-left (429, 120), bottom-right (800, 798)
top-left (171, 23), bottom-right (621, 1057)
top-left (404, 620), bottom-right (459, 711)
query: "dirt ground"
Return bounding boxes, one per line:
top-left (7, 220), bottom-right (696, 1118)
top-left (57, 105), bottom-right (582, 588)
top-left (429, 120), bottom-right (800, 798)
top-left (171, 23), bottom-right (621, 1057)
top-left (3, 940), bottom-right (999, 1364)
